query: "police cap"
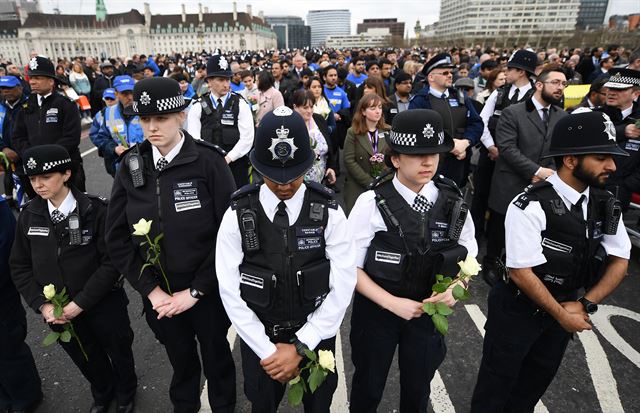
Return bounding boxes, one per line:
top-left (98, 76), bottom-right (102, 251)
top-left (385, 109), bottom-right (453, 155)
top-left (124, 77), bottom-right (189, 116)
top-left (22, 144), bottom-right (73, 176)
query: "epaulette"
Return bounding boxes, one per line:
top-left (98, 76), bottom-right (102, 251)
top-left (306, 181), bottom-right (338, 209)
top-left (433, 174), bottom-right (463, 197)
top-left (85, 193), bottom-right (109, 205)
top-left (194, 139), bottom-right (227, 156)
top-left (230, 183), bottom-right (260, 210)
top-left (512, 180), bottom-right (553, 210)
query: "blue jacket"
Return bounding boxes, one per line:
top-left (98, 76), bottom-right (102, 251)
top-left (323, 85), bottom-right (351, 114)
top-left (90, 103), bottom-right (144, 175)
top-left (146, 56), bottom-right (161, 76)
top-left (183, 84), bottom-right (196, 100)
top-left (0, 96), bottom-right (27, 150)
top-left (409, 85), bottom-right (483, 146)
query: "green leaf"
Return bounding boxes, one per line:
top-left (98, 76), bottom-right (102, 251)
top-left (60, 330), bottom-right (72, 343)
top-left (433, 282), bottom-right (448, 294)
top-left (60, 287), bottom-right (67, 296)
top-left (308, 365), bottom-right (326, 393)
top-left (436, 274), bottom-right (444, 282)
top-left (140, 262), bottom-right (154, 276)
top-left (304, 349), bottom-right (317, 362)
top-left (53, 306), bottom-right (63, 318)
top-left (442, 277), bottom-right (452, 284)
top-left (287, 381), bottom-right (304, 407)
top-left (43, 332), bottom-right (60, 346)
top-left (423, 302), bottom-right (436, 315)
top-left (432, 313), bottom-right (449, 335)
top-left (452, 284), bottom-right (466, 300)
top-left (435, 302), bottom-right (454, 316)
top-left (154, 233), bottom-right (164, 244)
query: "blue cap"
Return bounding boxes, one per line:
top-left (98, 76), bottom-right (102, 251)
top-left (0, 76), bottom-right (21, 88)
top-left (102, 88), bottom-right (116, 100)
top-left (113, 75), bottom-right (135, 92)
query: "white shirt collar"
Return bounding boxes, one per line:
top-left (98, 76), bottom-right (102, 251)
top-left (210, 91), bottom-right (230, 108)
top-left (510, 82), bottom-right (532, 98)
top-left (260, 182), bottom-right (307, 222)
top-left (152, 132), bottom-right (185, 166)
top-left (429, 88), bottom-right (448, 99)
top-left (621, 105), bottom-right (633, 119)
top-left (532, 95), bottom-right (550, 112)
top-left (37, 92), bottom-right (52, 106)
top-left (547, 173), bottom-right (590, 214)
top-left (47, 189), bottom-right (77, 218)
top-left (392, 175), bottom-right (439, 206)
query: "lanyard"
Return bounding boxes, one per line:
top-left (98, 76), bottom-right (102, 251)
top-left (368, 130), bottom-right (379, 153)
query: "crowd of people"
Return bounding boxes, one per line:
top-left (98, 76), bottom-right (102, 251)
top-left (0, 42), bottom-right (639, 413)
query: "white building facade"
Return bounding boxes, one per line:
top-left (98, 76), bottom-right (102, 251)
top-left (307, 9), bottom-right (351, 47)
top-left (325, 28), bottom-right (391, 48)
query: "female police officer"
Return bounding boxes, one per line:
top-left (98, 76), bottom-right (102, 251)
top-left (10, 144), bottom-right (137, 413)
top-left (347, 109), bottom-right (478, 412)
top-left (105, 77), bottom-right (236, 413)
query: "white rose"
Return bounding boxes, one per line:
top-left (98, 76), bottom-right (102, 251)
top-left (132, 218), bottom-right (152, 236)
top-left (43, 284), bottom-right (56, 300)
top-left (458, 255), bottom-right (482, 277)
top-left (318, 350), bottom-right (335, 373)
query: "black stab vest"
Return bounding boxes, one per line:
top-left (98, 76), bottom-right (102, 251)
top-left (199, 93), bottom-right (241, 152)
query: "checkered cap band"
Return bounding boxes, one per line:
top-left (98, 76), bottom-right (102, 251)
top-left (42, 158), bottom-right (71, 171)
top-left (390, 131), bottom-right (417, 146)
top-left (156, 95), bottom-right (185, 112)
top-left (605, 73), bottom-right (640, 88)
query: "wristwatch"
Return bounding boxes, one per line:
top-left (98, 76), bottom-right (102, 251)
top-left (293, 338), bottom-right (309, 357)
top-left (189, 288), bottom-right (204, 299)
top-left (578, 296), bottom-right (598, 314)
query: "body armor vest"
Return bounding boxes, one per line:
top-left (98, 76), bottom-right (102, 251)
top-left (428, 91), bottom-right (468, 142)
top-left (364, 177), bottom-right (468, 300)
top-left (231, 182), bottom-right (338, 325)
top-left (200, 93), bottom-right (241, 152)
top-left (488, 82), bottom-right (535, 138)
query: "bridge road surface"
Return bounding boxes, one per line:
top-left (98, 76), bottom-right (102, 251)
top-left (1, 133), bottom-right (638, 412)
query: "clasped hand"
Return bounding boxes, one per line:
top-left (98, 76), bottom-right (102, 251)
top-left (261, 343), bottom-right (302, 383)
top-left (148, 288), bottom-right (199, 319)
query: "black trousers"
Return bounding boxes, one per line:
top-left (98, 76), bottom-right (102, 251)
top-left (470, 283), bottom-right (572, 413)
top-left (229, 156), bottom-right (249, 189)
top-left (0, 296), bottom-right (42, 411)
top-left (143, 294), bottom-right (236, 413)
top-left (471, 147), bottom-right (495, 239)
top-left (349, 293), bottom-right (446, 413)
top-left (240, 336), bottom-right (338, 413)
top-left (52, 288), bottom-right (137, 406)
top-left (437, 151), bottom-right (472, 189)
top-left (485, 210), bottom-right (505, 260)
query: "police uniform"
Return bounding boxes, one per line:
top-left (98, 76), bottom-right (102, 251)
top-left (347, 109), bottom-right (478, 412)
top-left (0, 194), bottom-right (42, 413)
top-left (9, 145), bottom-right (137, 413)
top-left (90, 76), bottom-right (144, 177)
top-left (471, 112), bottom-right (632, 412)
top-left (216, 107), bottom-right (356, 413)
top-left (474, 50), bottom-right (537, 285)
top-left (12, 56), bottom-right (84, 196)
top-left (409, 54), bottom-right (483, 188)
top-left (187, 55), bottom-right (254, 189)
top-left (105, 77), bottom-right (237, 413)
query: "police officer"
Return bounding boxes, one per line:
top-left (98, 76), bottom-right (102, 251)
top-left (12, 56), bottom-right (83, 197)
top-left (10, 145), bottom-right (137, 413)
top-left (216, 106), bottom-right (356, 412)
top-left (409, 53), bottom-right (483, 188)
top-left (105, 77), bottom-right (237, 413)
top-left (470, 111), bottom-right (631, 412)
top-left (0, 193), bottom-right (42, 413)
top-left (347, 109), bottom-right (478, 412)
top-left (187, 54), bottom-right (254, 188)
top-left (90, 75), bottom-right (144, 177)
top-left (0, 75), bottom-right (27, 203)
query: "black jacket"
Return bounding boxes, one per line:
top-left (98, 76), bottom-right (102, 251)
top-left (12, 92), bottom-right (82, 161)
top-left (105, 132), bottom-right (236, 297)
top-left (10, 187), bottom-right (119, 313)
top-left (0, 198), bottom-right (19, 305)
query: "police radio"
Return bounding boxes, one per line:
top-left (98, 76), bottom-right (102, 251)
top-left (240, 209), bottom-right (260, 252)
top-left (447, 198), bottom-right (468, 241)
top-left (67, 213), bottom-right (82, 245)
top-left (128, 148), bottom-right (145, 188)
top-left (603, 197), bottom-right (622, 235)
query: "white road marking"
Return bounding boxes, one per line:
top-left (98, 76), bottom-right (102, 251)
top-left (80, 147), bottom-right (98, 158)
top-left (591, 304), bottom-right (640, 369)
top-left (464, 305), bottom-right (549, 413)
top-left (430, 371), bottom-right (456, 412)
top-left (330, 332), bottom-right (349, 412)
top-left (577, 329), bottom-right (625, 413)
top-left (199, 327), bottom-right (237, 412)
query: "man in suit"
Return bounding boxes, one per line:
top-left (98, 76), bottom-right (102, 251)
top-left (484, 67), bottom-right (568, 282)
top-left (576, 47), bottom-right (603, 82)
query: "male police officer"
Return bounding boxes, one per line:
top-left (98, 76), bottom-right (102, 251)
top-left (471, 111), bottom-right (631, 412)
top-left (409, 53), bottom-right (483, 188)
top-left (187, 54), bottom-right (254, 188)
top-left (90, 75), bottom-right (144, 177)
top-left (216, 107), bottom-right (356, 412)
top-left (106, 77), bottom-right (237, 413)
top-left (12, 55), bottom-right (83, 196)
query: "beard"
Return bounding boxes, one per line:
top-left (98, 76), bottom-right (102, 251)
top-left (573, 158), bottom-right (607, 188)
top-left (541, 88), bottom-right (562, 106)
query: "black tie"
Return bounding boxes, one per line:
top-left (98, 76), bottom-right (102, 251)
top-left (571, 195), bottom-right (585, 220)
top-left (541, 108), bottom-right (549, 131)
top-left (216, 98), bottom-right (223, 115)
top-left (273, 201), bottom-right (289, 229)
top-left (156, 157), bottom-right (168, 171)
top-left (510, 88), bottom-right (519, 104)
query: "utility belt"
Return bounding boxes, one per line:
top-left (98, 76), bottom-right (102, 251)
top-left (503, 280), bottom-right (579, 316)
top-left (261, 319), bottom-right (306, 341)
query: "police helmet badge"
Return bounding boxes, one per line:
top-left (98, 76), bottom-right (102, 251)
top-left (269, 125), bottom-right (298, 163)
top-left (602, 113), bottom-right (616, 142)
top-left (26, 157), bottom-right (37, 170)
top-left (29, 57), bottom-right (38, 70)
top-left (422, 123), bottom-right (435, 140)
top-left (140, 91), bottom-right (151, 105)
top-left (219, 56), bottom-right (229, 70)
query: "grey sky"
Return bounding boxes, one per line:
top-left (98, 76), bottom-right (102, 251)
top-left (39, 0), bottom-right (640, 36)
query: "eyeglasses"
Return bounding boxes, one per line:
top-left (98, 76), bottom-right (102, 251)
top-left (542, 80), bottom-right (569, 87)
top-left (432, 71), bottom-right (452, 76)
